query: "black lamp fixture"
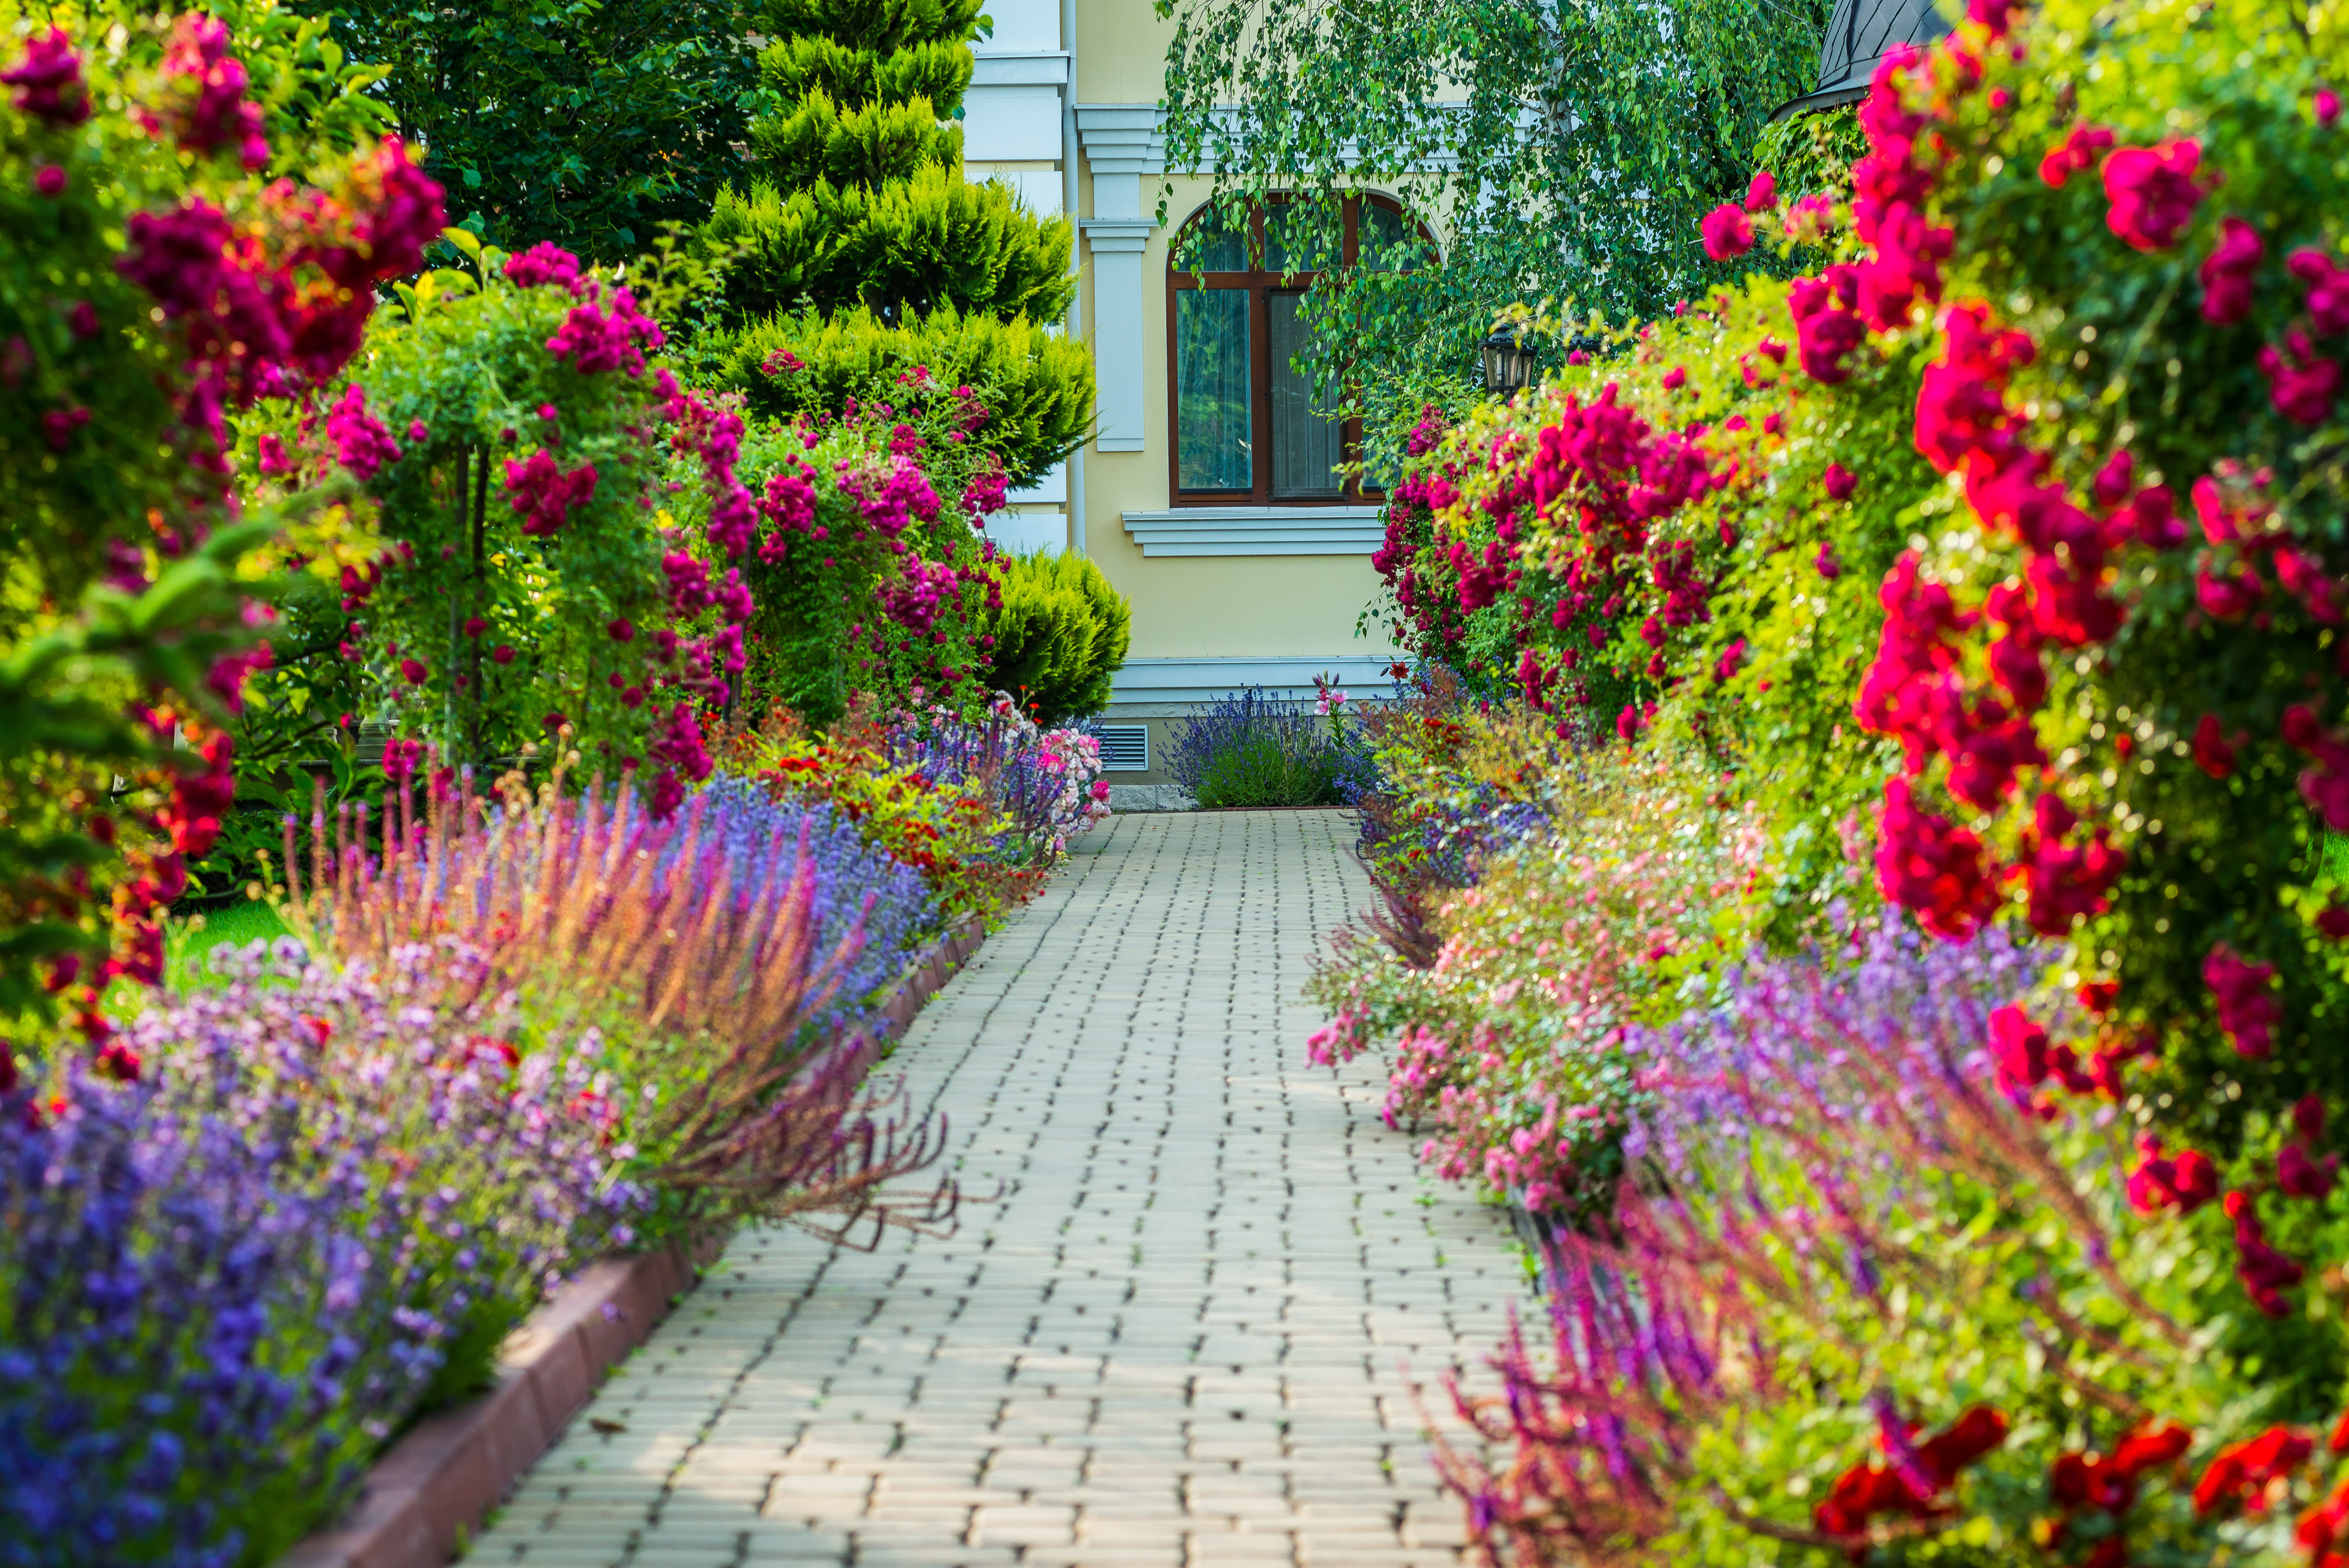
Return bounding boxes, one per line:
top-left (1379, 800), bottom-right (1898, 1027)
top-left (1480, 326), bottom-right (1537, 396)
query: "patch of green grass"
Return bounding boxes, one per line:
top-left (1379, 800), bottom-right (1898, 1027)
top-left (165, 900), bottom-right (289, 990)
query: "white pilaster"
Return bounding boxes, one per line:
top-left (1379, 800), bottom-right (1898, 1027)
top-left (1075, 106), bottom-right (1165, 457)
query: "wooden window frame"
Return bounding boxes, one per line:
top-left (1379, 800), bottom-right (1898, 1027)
top-left (1164, 194), bottom-right (1425, 510)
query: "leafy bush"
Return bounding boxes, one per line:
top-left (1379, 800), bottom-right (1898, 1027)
top-left (981, 551), bottom-right (1131, 726)
top-left (304, 0), bottom-right (760, 261)
top-left (243, 236), bottom-right (748, 801)
top-left (706, 382), bottom-right (1004, 727)
top-left (704, 303), bottom-right (1092, 487)
top-left (1168, 687), bottom-right (1371, 808)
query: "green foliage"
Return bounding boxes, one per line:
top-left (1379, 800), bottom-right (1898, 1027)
top-left (301, 0), bottom-right (762, 261)
top-left (980, 552), bottom-right (1130, 726)
top-left (702, 0), bottom-right (1074, 327)
top-left (706, 302), bottom-right (1092, 484)
top-left (1752, 103), bottom-right (1865, 202)
top-left (1155, 0), bottom-right (1826, 424)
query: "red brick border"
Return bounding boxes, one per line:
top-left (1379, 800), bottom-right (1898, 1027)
top-left (276, 917), bottom-right (986, 1568)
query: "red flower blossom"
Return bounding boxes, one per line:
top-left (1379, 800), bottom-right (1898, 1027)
top-left (2223, 1192), bottom-right (2306, 1317)
top-left (2191, 713), bottom-right (2243, 778)
top-left (2199, 217), bottom-right (2264, 325)
top-left (2038, 124), bottom-right (2114, 187)
top-left (2204, 945), bottom-right (2282, 1058)
top-left (2258, 330), bottom-right (2341, 425)
top-left (2101, 141), bottom-right (2206, 252)
top-left (1787, 266), bottom-right (1867, 383)
top-left (2127, 1135), bottom-right (2219, 1215)
top-left (2289, 247), bottom-right (2349, 335)
top-left (1823, 462), bottom-right (1859, 500)
top-left (2194, 1424), bottom-right (2312, 1514)
top-left (2, 27), bottom-right (90, 126)
top-left (1700, 203), bottom-right (1754, 259)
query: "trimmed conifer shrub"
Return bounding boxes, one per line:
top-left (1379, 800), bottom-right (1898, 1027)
top-left (980, 553), bottom-right (1131, 726)
top-left (703, 0), bottom-right (1075, 327)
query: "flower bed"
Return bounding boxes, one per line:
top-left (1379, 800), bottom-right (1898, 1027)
top-left (1317, 0), bottom-right (2349, 1558)
top-left (0, 13), bottom-right (1109, 1563)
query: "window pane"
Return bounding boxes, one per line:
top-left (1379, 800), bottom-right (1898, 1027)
top-left (1358, 203), bottom-right (1426, 272)
top-left (1182, 206), bottom-right (1250, 271)
top-left (1177, 289), bottom-right (1253, 490)
top-left (1269, 293), bottom-right (1343, 498)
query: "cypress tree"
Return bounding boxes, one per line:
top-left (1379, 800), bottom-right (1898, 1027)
top-left (704, 0), bottom-right (1077, 328)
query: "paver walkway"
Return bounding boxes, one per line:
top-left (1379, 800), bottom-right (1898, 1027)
top-left (470, 810), bottom-right (1520, 1568)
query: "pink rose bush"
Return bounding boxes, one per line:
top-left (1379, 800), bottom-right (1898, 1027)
top-left (1327, 0), bottom-right (2349, 1556)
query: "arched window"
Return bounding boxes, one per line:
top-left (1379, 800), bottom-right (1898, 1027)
top-left (1166, 194), bottom-right (1430, 507)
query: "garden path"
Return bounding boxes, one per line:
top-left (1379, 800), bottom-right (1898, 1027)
top-left (467, 810), bottom-right (1519, 1568)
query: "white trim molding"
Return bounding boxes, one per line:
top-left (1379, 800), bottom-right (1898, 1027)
top-left (969, 51), bottom-right (1069, 86)
top-left (1074, 104), bottom-right (1165, 177)
top-left (1121, 506), bottom-right (1385, 556)
top-left (1109, 654), bottom-right (1400, 706)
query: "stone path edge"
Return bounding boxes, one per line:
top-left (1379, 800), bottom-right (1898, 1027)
top-left (274, 915), bottom-right (990, 1568)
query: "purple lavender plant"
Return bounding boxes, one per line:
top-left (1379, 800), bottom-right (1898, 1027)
top-left (1165, 687), bottom-right (1373, 808)
top-left (0, 930), bottom-right (632, 1567)
top-left (885, 696), bottom-right (1109, 862)
top-left (687, 774), bottom-right (935, 1029)
top-left (0, 1056), bottom-right (411, 1568)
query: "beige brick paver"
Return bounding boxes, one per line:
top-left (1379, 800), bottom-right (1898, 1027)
top-left (469, 811), bottom-right (1515, 1568)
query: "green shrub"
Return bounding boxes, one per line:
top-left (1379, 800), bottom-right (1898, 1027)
top-left (708, 302), bottom-right (1091, 485)
top-left (1196, 731), bottom-right (1342, 809)
top-left (981, 552), bottom-right (1130, 725)
top-left (700, 0), bottom-right (1074, 328)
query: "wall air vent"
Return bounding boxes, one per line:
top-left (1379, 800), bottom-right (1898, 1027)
top-left (1095, 724), bottom-right (1149, 772)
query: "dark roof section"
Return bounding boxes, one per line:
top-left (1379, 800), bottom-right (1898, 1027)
top-left (1769, 0), bottom-right (1952, 120)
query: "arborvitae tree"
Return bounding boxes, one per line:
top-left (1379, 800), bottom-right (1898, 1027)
top-left (703, 0), bottom-right (1076, 327)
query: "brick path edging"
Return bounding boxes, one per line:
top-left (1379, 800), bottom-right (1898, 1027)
top-left (275, 916), bottom-right (988, 1568)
